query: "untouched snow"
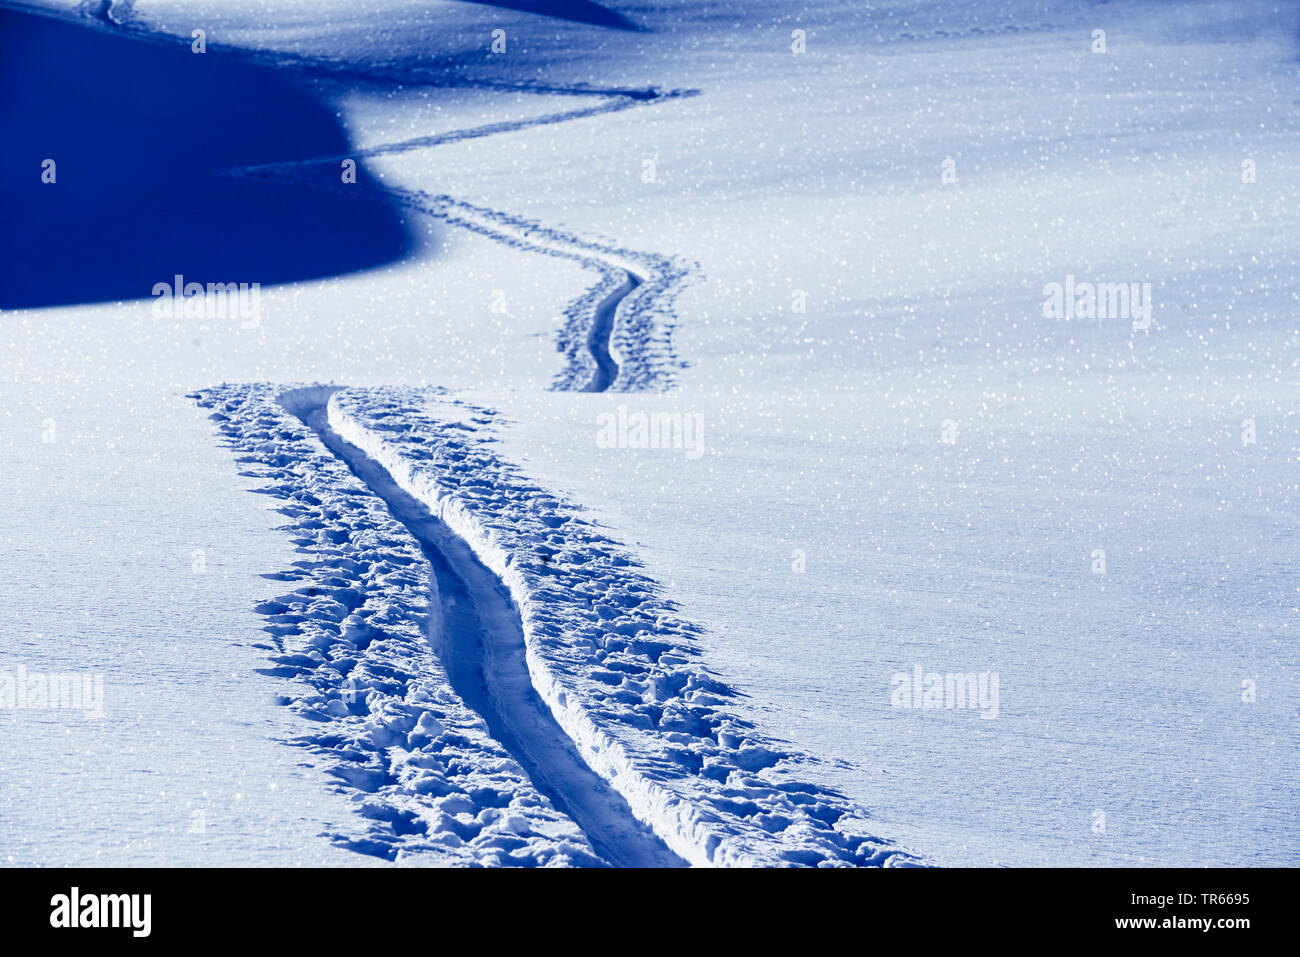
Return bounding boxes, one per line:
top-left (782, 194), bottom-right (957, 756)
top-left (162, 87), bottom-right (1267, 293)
top-left (2, 0), bottom-right (1297, 866)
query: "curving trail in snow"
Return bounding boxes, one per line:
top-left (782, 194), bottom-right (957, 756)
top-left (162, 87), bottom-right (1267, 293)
top-left (174, 10), bottom-right (918, 866)
top-left (227, 172), bottom-right (689, 393)
top-left (237, 88), bottom-right (699, 181)
top-left (190, 384), bottom-right (605, 865)
top-left (63, 0), bottom-right (690, 101)
top-left (195, 381), bottom-right (920, 866)
top-left (375, 188), bottom-right (685, 392)
top-left (331, 387), bottom-right (922, 867)
top-left (65, 0), bottom-right (692, 392)
top-left (279, 387), bottom-right (686, 867)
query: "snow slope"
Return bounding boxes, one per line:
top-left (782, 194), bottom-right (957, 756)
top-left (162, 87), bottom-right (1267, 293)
top-left (3, 0), bottom-right (1297, 866)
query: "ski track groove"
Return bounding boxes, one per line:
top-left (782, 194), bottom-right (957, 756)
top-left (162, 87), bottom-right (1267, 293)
top-left (376, 187), bottom-right (688, 392)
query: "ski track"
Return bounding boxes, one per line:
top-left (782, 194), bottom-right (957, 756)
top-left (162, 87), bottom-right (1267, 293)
top-left (280, 387), bottom-right (686, 868)
top-left (582, 272), bottom-right (638, 392)
top-left (231, 167), bottom-right (691, 393)
top-left (375, 187), bottom-right (687, 392)
top-left (144, 6), bottom-right (925, 865)
top-left (236, 88), bottom-right (699, 180)
top-left (189, 384), bottom-right (605, 867)
top-left (331, 387), bottom-right (922, 867)
top-left (58, 0), bottom-right (684, 101)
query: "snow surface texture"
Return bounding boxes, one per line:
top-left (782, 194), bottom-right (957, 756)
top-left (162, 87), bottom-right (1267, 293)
top-left (6, 0), bottom-right (1297, 867)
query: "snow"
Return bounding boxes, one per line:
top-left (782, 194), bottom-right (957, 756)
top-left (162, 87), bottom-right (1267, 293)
top-left (2, 0), bottom-right (1297, 866)
top-left (330, 385), bottom-right (915, 866)
top-left (190, 384), bottom-right (610, 865)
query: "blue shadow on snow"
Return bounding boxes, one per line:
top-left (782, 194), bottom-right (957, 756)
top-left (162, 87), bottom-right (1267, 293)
top-left (0, 9), bottom-right (415, 310)
top-left (457, 0), bottom-right (643, 31)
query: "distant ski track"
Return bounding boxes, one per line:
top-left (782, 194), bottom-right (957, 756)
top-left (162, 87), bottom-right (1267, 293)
top-left (60, 0), bottom-right (695, 388)
top-left (52, 0), bottom-right (689, 102)
top-left (233, 158), bottom-right (689, 394)
top-left (377, 187), bottom-right (685, 392)
top-left (236, 89), bottom-right (699, 179)
top-left (57, 0), bottom-right (691, 382)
